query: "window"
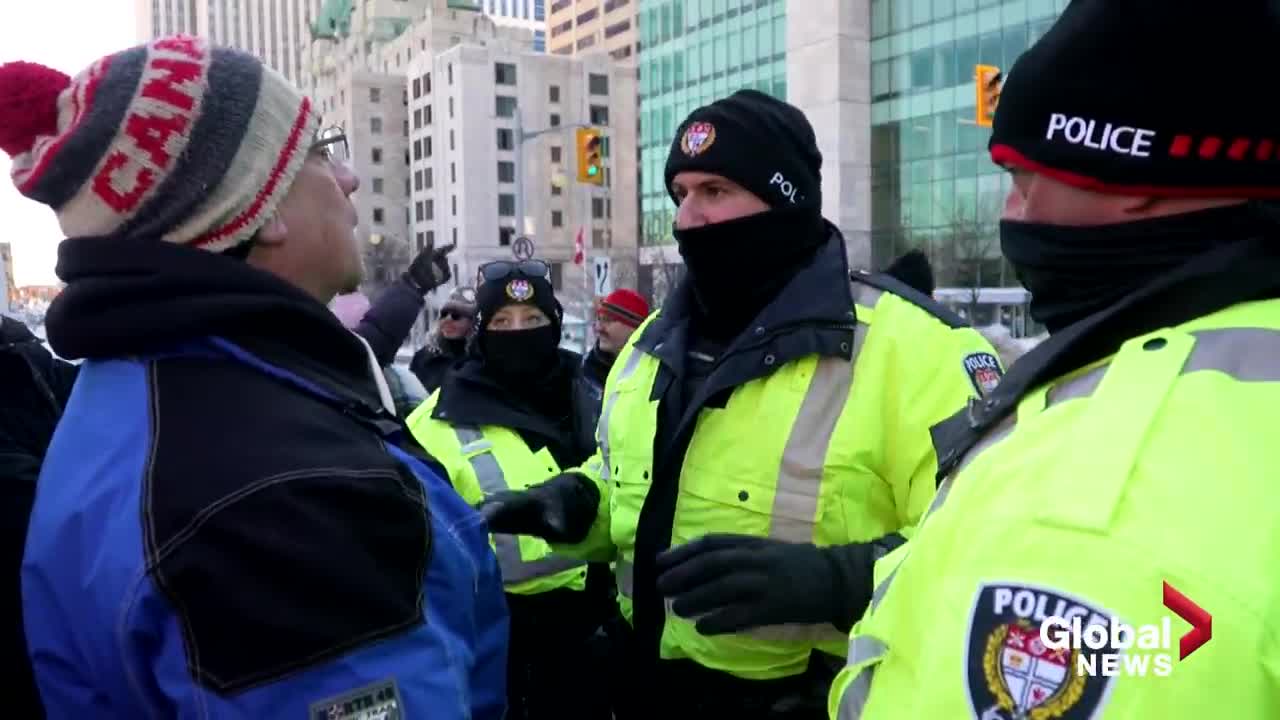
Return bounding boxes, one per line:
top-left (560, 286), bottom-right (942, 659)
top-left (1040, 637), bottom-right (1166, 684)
top-left (550, 146), bottom-right (562, 163)
top-left (413, 140), bottom-right (422, 161)
top-left (425, 137), bottom-right (433, 157)
top-left (577, 34), bottom-right (597, 50)
top-left (498, 161), bottom-right (515, 182)
top-left (551, 182), bottom-right (562, 196)
top-left (416, 232), bottom-right (425, 251)
top-left (592, 197), bottom-right (606, 219)
top-left (423, 73), bottom-right (432, 93)
top-left (414, 170), bottom-right (423, 191)
top-left (451, 163), bottom-right (456, 183)
top-left (549, 85), bottom-right (561, 102)
top-left (495, 96), bottom-right (517, 117)
top-left (603, 0), bottom-right (629, 12)
top-left (452, 195), bottom-right (457, 216)
top-left (369, 87), bottom-right (381, 103)
top-left (605, 19), bottom-right (630, 39)
top-left (426, 168), bottom-right (433, 188)
top-left (498, 194), bottom-right (516, 216)
top-left (590, 105), bottom-right (609, 125)
top-left (425, 199), bottom-right (434, 220)
top-left (551, 19), bottom-right (572, 37)
top-left (449, 130), bottom-right (455, 150)
top-left (592, 228), bottom-right (606, 248)
top-left (427, 230), bottom-right (435, 248)
top-left (372, 207), bottom-right (385, 224)
top-left (550, 262), bottom-right (563, 290)
top-left (415, 201), bottom-right (424, 222)
top-left (370, 116), bottom-right (382, 134)
top-left (372, 178), bottom-right (384, 194)
top-left (550, 113), bottom-right (561, 127)
top-left (499, 226), bottom-right (515, 246)
top-left (448, 63), bottom-right (453, 84)
top-left (414, 109), bottom-right (422, 129)
top-left (413, 77), bottom-right (422, 98)
top-left (497, 128), bottom-right (515, 150)
top-left (449, 97), bottom-right (454, 117)
top-left (371, 147), bottom-right (383, 164)
top-left (551, 210), bottom-right (563, 228)
top-left (495, 62), bottom-right (518, 85)
top-left (577, 7), bottom-right (598, 23)
top-left (588, 73), bottom-right (609, 94)
top-left (426, 105), bottom-right (433, 124)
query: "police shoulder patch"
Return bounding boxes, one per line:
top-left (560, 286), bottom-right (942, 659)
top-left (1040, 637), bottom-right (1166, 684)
top-left (966, 582), bottom-right (1115, 720)
top-left (310, 678), bottom-right (403, 720)
top-left (963, 352), bottom-right (1003, 398)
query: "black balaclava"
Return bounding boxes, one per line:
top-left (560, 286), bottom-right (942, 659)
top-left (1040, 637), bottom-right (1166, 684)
top-left (664, 90), bottom-right (828, 340)
top-left (474, 272), bottom-right (563, 386)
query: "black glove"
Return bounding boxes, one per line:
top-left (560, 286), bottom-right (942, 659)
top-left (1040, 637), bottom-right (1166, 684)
top-left (477, 472), bottom-right (600, 544)
top-left (655, 533), bottom-right (905, 636)
top-left (404, 239), bottom-right (456, 294)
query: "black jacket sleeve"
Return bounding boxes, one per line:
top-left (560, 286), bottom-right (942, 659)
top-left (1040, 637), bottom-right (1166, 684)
top-left (823, 532), bottom-right (908, 633)
top-left (355, 279), bottom-right (426, 366)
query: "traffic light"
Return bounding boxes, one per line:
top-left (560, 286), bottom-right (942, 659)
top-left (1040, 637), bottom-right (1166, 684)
top-left (576, 127), bottom-right (605, 185)
top-left (975, 64), bottom-right (1002, 128)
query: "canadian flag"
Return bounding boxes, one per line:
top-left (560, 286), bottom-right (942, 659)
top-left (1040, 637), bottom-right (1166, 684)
top-left (573, 226), bottom-right (585, 265)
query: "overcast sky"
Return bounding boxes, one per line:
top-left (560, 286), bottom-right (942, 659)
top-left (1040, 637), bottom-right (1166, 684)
top-left (0, 1), bottom-right (135, 286)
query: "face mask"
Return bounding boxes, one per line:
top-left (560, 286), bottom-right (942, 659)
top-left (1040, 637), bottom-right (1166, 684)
top-left (1000, 203), bottom-right (1265, 332)
top-left (480, 324), bottom-right (561, 383)
top-left (673, 206), bottom-right (825, 335)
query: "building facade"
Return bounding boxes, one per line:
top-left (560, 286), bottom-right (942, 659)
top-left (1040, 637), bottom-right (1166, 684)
top-left (547, 0), bottom-right (639, 60)
top-left (480, 0), bottom-right (549, 51)
top-left (868, 0), bottom-right (1067, 300)
top-left (406, 41), bottom-right (639, 323)
top-left (635, 0), bottom-right (872, 298)
top-left (135, 0), bottom-right (324, 88)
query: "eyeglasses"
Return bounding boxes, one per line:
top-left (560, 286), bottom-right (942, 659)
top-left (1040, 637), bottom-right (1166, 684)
top-left (477, 259), bottom-right (550, 283)
top-left (311, 125), bottom-right (350, 166)
top-left (440, 309), bottom-right (472, 321)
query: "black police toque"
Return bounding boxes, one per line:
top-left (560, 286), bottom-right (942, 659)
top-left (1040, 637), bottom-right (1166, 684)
top-left (664, 89), bottom-right (823, 212)
top-left (991, 0), bottom-right (1280, 198)
top-left (474, 271), bottom-right (562, 336)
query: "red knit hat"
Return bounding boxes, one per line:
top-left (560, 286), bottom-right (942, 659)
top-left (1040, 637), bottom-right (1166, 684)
top-left (597, 288), bottom-right (649, 328)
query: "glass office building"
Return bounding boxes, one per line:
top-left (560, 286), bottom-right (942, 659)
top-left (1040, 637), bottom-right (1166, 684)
top-left (636, 0), bottom-right (789, 246)
top-left (869, 0), bottom-right (1068, 289)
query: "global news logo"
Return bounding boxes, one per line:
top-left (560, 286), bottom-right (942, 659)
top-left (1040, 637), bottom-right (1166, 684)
top-left (1037, 582), bottom-right (1211, 678)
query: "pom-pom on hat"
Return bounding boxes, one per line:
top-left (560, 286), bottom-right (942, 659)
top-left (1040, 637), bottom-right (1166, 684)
top-left (0, 35), bottom-right (319, 251)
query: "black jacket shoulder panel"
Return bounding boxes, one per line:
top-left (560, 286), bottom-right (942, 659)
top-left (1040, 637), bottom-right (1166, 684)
top-left (852, 270), bottom-right (970, 329)
top-left (144, 356), bottom-right (429, 694)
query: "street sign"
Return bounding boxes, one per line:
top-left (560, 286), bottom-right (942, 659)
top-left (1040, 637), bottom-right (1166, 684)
top-left (592, 256), bottom-right (612, 296)
top-left (513, 236), bottom-right (535, 260)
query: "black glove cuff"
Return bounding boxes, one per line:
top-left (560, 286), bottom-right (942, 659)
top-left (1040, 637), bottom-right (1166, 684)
top-left (402, 271), bottom-right (426, 295)
top-left (820, 532), bottom-right (906, 633)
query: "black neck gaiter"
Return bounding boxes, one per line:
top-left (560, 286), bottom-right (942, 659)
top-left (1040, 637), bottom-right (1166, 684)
top-left (673, 206), bottom-right (826, 341)
top-left (439, 336), bottom-right (467, 357)
top-left (480, 325), bottom-right (562, 386)
top-left (1000, 203), bottom-right (1270, 333)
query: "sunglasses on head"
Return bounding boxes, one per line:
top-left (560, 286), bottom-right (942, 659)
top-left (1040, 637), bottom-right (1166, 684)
top-left (477, 259), bottom-right (550, 283)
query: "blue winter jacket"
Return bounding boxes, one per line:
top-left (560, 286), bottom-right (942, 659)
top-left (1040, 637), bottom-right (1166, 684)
top-left (23, 235), bottom-right (509, 719)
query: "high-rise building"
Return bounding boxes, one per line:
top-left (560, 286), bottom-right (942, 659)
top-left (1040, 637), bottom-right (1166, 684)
top-left (547, 0), bottom-right (638, 60)
top-left (479, 0), bottom-right (548, 52)
top-left (135, 0), bottom-right (324, 89)
top-left (868, 0), bottom-right (1067, 312)
top-left (635, 0), bottom-right (872, 295)
top-left (406, 41), bottom-right (639, 324)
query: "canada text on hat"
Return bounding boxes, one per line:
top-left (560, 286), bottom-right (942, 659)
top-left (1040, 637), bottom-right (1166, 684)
top-left (0, 35), bottom-right (319, 250)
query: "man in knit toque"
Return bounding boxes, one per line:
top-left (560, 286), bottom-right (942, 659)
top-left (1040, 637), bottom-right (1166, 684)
top-left (0, 36), bottom-right (507, 718)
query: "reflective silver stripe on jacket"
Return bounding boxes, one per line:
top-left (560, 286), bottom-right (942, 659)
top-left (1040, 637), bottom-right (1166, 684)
top-left (455, 427), bottom-right (586, 585)
top-left (840, 326), bottom-right (1280, 718)
top-left (597, 348), bottom-right (645, 483)
top-left (836, 635), bottom-right (888, 720)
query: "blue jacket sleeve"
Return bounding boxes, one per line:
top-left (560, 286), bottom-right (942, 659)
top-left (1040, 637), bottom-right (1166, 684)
top-left (356, 279), bottom-right (426, 366)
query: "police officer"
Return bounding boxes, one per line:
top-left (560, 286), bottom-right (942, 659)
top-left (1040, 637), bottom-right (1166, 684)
top-left (483, 90), bottom-right (1003, 718)
top-left (406, 260), bottom-right (611, 720)
top-left (830, 2), bottom-right (1280, 718)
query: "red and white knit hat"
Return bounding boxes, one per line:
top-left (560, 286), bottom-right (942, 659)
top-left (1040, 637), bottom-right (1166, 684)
top-left (0, 35), bottom-right (319, 252)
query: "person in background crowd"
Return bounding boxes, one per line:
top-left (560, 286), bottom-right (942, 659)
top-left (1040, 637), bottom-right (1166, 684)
top-left (829, 2), bottom-right (1280, 718)
top-left (0, 37), bottom-right (506, 718)
top-left (411, 285), bottom-right (477, 393)
top-left (340, 239), bottom-right (458, 367)
top-left (0, 315), bottom-right (77, 720)
top-left (478, 90), bottom-right (1003, 719)
top-left (881, 249), bottom-right (935, 297)
top-left (407, 259), bottom-right (612, 720)
top-left (331, 292), bottom-right (429, 417)
top-left (581, 288), bottom-right (650, 402)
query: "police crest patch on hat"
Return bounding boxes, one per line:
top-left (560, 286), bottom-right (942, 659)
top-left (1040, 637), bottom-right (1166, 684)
top-left (963, 352), bottom-right (1004, 398)
top-left (680, 121), bottom-right (717, 156)
top-left (309, 678), bottom-right (402, 720)
top-left (966, 582), bottom-right (1116, 720)
top-left (505, 278), bottom-right (534, 301)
